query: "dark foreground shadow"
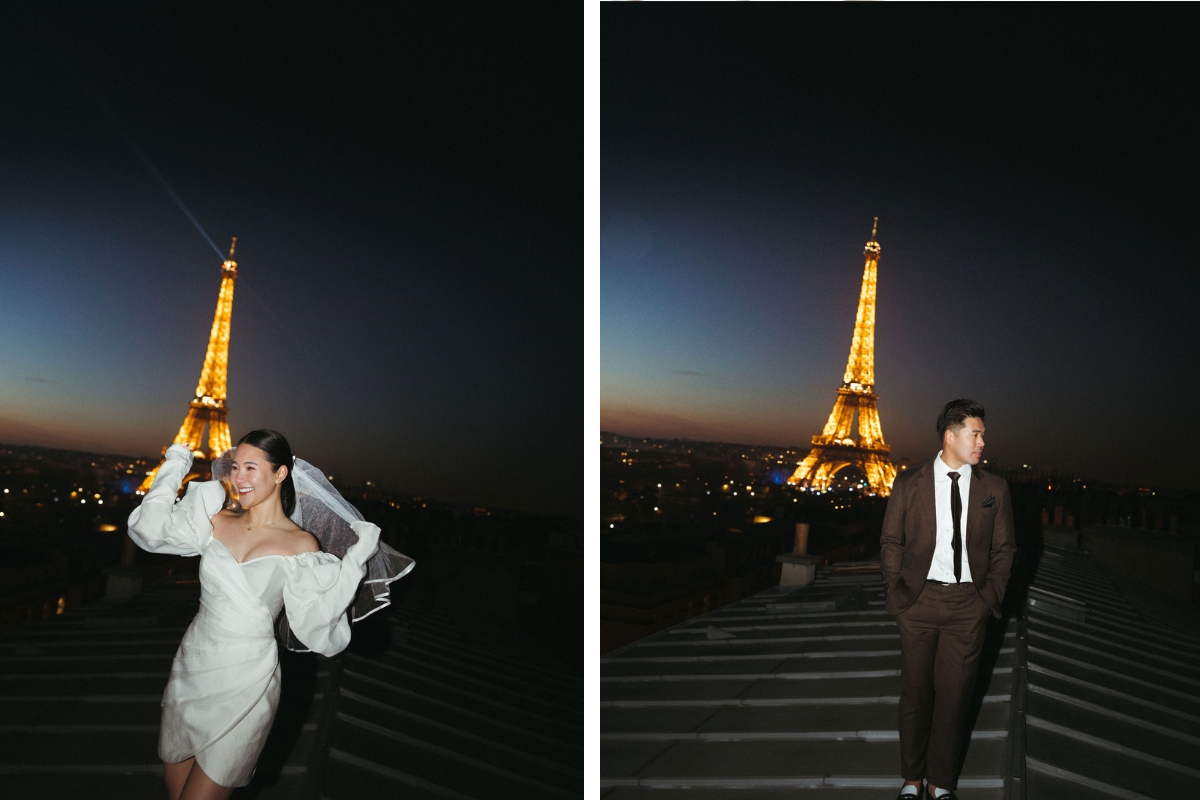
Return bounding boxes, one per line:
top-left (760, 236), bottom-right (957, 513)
top-left (955, 537), bottom-right (1041, 780)
top-left (231, 578), bottom-right (415, 797)
top-left (231, 647), bottom-right (318, 798)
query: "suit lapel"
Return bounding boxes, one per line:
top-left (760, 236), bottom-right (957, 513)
top-left (918, 461), bottom-right (936, 542)
top-left (966, 466), bottom-right (985, 551)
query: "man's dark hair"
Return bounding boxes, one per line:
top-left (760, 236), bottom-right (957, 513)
top-left (936, 398), bottom-right (985, 441)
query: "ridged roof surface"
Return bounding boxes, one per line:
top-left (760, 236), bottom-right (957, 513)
top-left (602, 563), bottom-right (1014, 798)
top-left (1018, 546), bottom-right (1200, 799)
top-left (0, 576), bottom-right (583, 799)
top-left (603, 546), bottom-right (1200, 799)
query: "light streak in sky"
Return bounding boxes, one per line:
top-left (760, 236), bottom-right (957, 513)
top-left (99, 104), bottom-right (226, 262)
top-left (46, 24), bottom-right (227, 262)
top-left (99, 105), bottom-right (318, 362)
top-left (54, 34), bottom-right (330, 372)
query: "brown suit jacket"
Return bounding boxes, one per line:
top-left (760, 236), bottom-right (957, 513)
top-left (880, 459), bottom-right (1016, 618)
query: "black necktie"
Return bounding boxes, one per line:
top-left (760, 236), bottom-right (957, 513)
top-left (949, 472), bottom-right (962, 583)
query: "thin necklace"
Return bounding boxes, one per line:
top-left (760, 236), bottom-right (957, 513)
top-left (245, 512), bottom-right (285, 532)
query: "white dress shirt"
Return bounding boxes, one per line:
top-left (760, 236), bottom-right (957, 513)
top-left (928, 450), bottom-right (973, 584)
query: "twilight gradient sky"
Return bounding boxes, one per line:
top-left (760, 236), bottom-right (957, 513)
top-left (0, 5), bottom-right (577, 515)
top-left (602, 7), bottom-right (1200, 491)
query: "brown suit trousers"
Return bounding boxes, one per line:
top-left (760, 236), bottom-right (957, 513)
top-left (880, 461), bottom-right (1016, 789)
top-left (895, 581), bottom-right (991, 788)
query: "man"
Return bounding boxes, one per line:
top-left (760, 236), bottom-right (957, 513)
top-left (880, 399), bottom-right (1016, 800)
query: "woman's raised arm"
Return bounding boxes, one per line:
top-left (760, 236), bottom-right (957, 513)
top-left (281, 521), bottom-right (381, 656)
top-left (126, 444), bottom-right (222, 556)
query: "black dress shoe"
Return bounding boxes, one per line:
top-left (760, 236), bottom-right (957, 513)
top-left (895, 786), bottom-right (922, 800)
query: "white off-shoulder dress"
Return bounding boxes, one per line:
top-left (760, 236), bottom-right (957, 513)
top-left (127, 445), bottom-right (381, 787)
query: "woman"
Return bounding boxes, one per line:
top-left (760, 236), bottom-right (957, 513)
top-left (127, 429), bottom-right (413, 800)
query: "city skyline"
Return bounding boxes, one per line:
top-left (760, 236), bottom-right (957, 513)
top-left (0, 6), bottom-right (578, 516)
top-left (602, 7), bottom-right (1200, 494)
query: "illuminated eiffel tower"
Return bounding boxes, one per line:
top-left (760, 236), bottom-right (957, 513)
top-left (789, 219), bottom-right (897, 496)
top-left (137, 238), bottom-right (239, 493)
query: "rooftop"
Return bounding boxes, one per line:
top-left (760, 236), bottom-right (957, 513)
top-left (0, 573), bottom-right (582, 799)
top-left (601, 546), bottom-right (1200, 799)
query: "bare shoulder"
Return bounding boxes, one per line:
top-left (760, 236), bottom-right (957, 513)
top-left (212, 508), bottom-right (239, 531)
top-left (290, 527), bottom-right (321, 554)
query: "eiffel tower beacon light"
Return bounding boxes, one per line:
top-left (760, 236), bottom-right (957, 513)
top-left (788, 219), bottom-right (898, 496)
top-left (137, 238), bottom-right (239, 493)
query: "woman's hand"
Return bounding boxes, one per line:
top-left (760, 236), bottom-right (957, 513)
top-left (166, 443), bottom-right (195, 464)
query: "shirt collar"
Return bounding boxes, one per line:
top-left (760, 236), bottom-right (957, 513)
top-left (934, 450), bottom-right (971, 480)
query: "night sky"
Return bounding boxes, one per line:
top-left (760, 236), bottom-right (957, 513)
top-left (602, 7), bottom-right (1200, 492)
top-left (0, 5), bottom-right (578, 515)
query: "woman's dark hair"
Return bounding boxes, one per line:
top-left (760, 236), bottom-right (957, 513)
top-left (936, 399), bottom-right (985, 441)
top-left (237, 429), bottom-right (296, 517)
